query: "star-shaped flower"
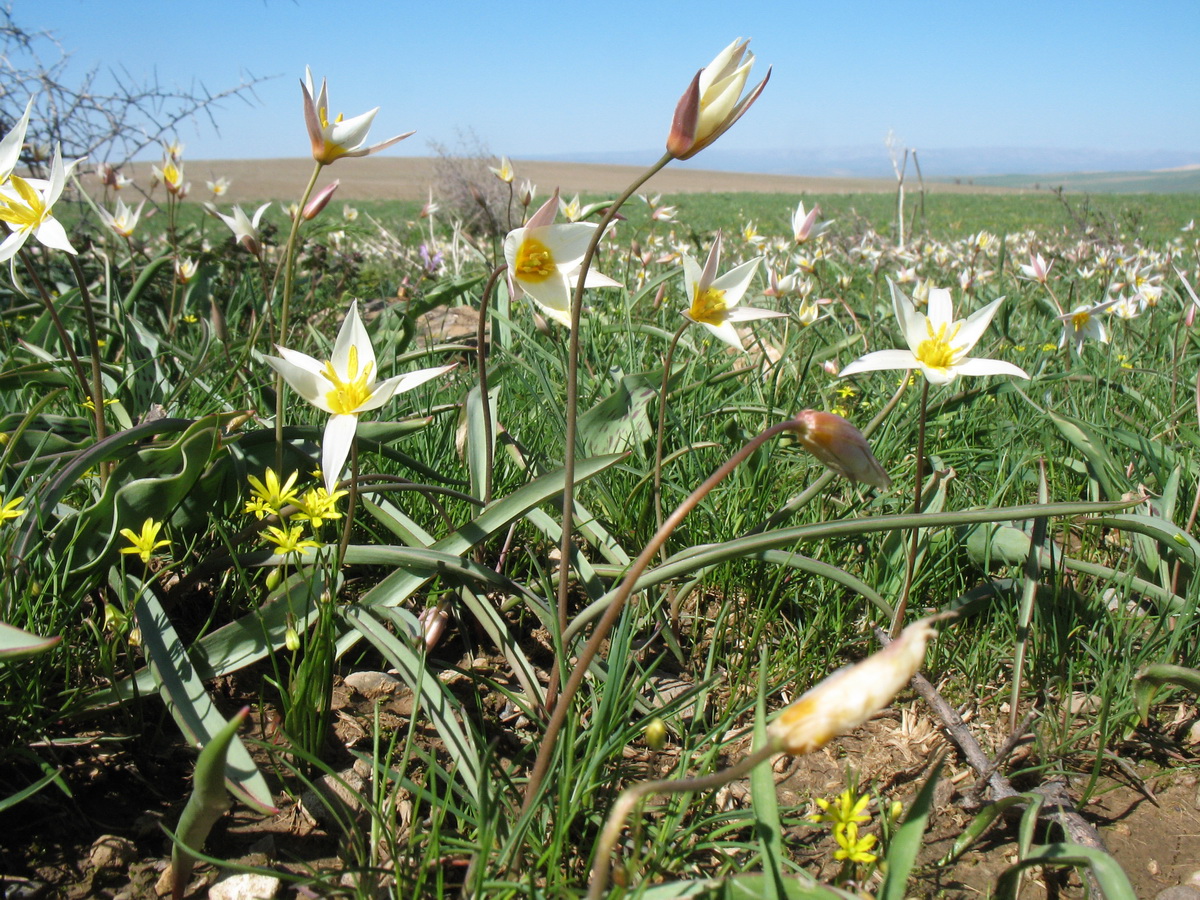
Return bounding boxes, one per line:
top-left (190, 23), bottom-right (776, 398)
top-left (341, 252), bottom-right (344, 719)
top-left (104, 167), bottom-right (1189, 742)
top-left (680, 232), bottom-right (780, 351)
top-left (839, 282), bottom-right (1029, 385)
top-left (302, 68), bottom-right (413, 165)
top-left (263, 301), bottom-right (455, 493)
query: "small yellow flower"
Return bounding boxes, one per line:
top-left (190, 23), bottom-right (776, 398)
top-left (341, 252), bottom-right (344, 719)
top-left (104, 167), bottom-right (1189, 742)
top-left (833, 821), bottom-right (877, 864)
top-left (119, 518), bottom-right (170, 564)
top-left (262, 524), bottom-right (321, 557)
top-left (81, 397), bottom-right (118, 411)
top-left (1041, 342), bottom-right (1058, 352)
top-left (292, 486), bottom-right (348, 529)
top-left (0, 494), bottom-right (27, 522)
top-left (244, 468), bottom-right (301, 519)
top-left (809, 787), bottom-right (871, 828)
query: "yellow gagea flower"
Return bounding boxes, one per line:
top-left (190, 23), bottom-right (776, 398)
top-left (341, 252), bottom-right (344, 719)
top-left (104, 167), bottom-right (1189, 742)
top-left (264, 301), bottom-right (454, 493)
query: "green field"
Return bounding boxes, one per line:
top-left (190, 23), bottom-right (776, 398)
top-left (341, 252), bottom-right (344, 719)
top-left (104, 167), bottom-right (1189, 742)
top-left (4, 147), bottom-right (1200, 899)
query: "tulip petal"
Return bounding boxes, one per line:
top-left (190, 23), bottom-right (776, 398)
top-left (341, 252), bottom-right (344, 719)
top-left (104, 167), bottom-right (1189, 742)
top-left (710, 256), bottom-right (761, 307)
top-left (724, 306), bottom-right (787, 322)
top-left (359, 363), bottom-right (456, 412)
top-left (954, 296), bottom-right (1006, 351)
top-left (839, 348), bottom-right (918, 378)
top-left (954, 357), bottom-right (1030, 379)
top-left (331, 300), bottom-right (374, 378)
top-left (321, 414), bottom-right (359, 494)
top-left (264, 351), bottom-right (332, 412)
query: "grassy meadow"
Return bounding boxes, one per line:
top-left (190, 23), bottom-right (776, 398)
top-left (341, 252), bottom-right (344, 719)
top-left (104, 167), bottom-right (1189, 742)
top-left (2, 84), bottom-right (1200, 900)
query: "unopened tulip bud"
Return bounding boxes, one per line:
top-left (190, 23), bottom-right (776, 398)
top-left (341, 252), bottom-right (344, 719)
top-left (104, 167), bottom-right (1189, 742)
top-left (792, 410), bottom-right (890, 489)
top-left (666, 39), bottom-right (771, 161)
top-left (418, 605), bottom-right (450, 652)
top-left (767, 616), bottom-right (939, 756)
top-left (303, 179), bottom-right (340, 220)
top-left (285, 625), bottom-right (301, 652)
top-left (265, 567), bottom-right (282, 592)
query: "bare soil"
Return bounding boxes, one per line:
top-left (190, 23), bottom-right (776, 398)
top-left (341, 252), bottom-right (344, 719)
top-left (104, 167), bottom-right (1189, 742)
top-left (119, 156), bottom-right (1021, 204)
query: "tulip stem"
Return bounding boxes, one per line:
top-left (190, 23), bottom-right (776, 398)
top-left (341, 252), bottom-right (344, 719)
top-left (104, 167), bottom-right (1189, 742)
top-left (587, 744), bottom-right (775, 900)
top-left (476, 263), bottom-right (508, 507)
top-left (273, 161), bottom-right (323, 471)
top-left (66, 255), bottom-right (108, 451)
top-left (893, 375), bottom-right (929, 634)
top-left (524, 418), bottom-right (799, 813)
top-left (552, 152), bottom-right (671, 690)
top-left (18, 249), bottom-right (95, 429)
top-left (336, 439), bottom-right (359, 569)
top-left (653, 321), bottom-right (690, 539)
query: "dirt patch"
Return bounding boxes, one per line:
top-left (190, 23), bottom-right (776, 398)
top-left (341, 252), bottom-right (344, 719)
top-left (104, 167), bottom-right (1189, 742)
top-left (115, 156), bottom-right (1022, 204)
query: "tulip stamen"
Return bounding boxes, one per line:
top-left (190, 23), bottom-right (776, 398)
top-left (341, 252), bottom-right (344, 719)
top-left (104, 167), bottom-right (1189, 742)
top-left (322, 346), bottom-right (374, 414)
top-left (515, 236), bottom-right (556, 282)
top-left (916, 321), bottom-right (962, 371)
top-left (689, 285), bottom-right (728, 325)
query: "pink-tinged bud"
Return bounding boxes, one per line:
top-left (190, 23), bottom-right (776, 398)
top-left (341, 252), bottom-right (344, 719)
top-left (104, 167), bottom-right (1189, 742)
top-left (417, 605), bottom-right (450, 652)
top-left (792, 410), bottom-right (890, 489)
top-left (303, 179), bottom-right (340, 220)
top-left (666, 70), bottom-right (701, 159)
top-left (767, 616), bottom-right (939, 756)
top-left (1188, 302), bottom-right (1196, 329)
top-left (822, 360), bottom-right (840, 376)
top-left (666, 39), bottom-right (771, 161)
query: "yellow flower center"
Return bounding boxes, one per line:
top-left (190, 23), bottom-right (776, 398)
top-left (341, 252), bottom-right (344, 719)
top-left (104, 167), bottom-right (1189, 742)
top-left (515, 236), bottom-right (556, 282)
top-left (319, 107), bottom-right (344, 130)
top-left (915, 320), bottom-right (962, 371)
top-left (322, 345), bottom-right (373, 414)
top-left (0, 176), bottom-right (46, 233)
top-left (1071, 310), bottom-right (1091, 331)
top-left (689, 285), bottom-right (728, 325)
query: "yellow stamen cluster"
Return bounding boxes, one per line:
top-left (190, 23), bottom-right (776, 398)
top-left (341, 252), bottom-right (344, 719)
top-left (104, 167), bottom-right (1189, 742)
top-left (689, 285), bottom-right (728, 325)
top-left (915, 320), bottom-right (962, 370)
top-left (322, 345), bottom-right (373, 414)
top-left (1071, 310), bottom-right (1091, 331)
top-left (515, 236), bottom-right (556, 282)
top-left (0, 177), bottom-right (46, 233)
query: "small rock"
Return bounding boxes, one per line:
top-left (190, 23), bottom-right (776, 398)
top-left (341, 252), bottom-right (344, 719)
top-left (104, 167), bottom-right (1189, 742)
top-left (1189, 871), bottom-right (1200, 889)
top-left (1149, 859), bottom-right (1160, 876)
top-left (87, 834), bottom-right (137, 871)
top-left (208, 872), bottom-right (282, 900)
top-left (1, 877), bottom-right (48, 899)
top-left (1069, 693), bottom-right (1102, 715)
top-left (1153, 888), bottom-right (1200, 900)
top-left (300, 766), bottom-right (368, 827)
top-left (342, 671), bottom-right (401, 698)
top-left (1186, 720), bottom-right (1200, 745)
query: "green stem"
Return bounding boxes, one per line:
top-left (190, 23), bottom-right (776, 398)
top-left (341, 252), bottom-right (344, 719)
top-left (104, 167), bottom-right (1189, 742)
top-left (523, 417), bottom-right (799, 812)
top-left (66, 255), bottom-right (108, 449)
top-left (17, 249), bottom-right (93, 416)
top-left (587, 744), bottom-right (776, 900)
top-left (273, 162), bottom-right (323, 469)
top-left (476, 264), bottom-right (508, 507)
top-left (552, 152), bottom-right (671, 678)
top-left (653, 320), bottom-right (690, 547)
top-left (893, 375), bottom-right (929, 634)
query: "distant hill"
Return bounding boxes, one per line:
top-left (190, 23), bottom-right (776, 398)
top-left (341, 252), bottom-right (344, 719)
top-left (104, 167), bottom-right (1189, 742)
top-left (545, 147), bottom-right (1200, 193)
top-left (935, 168), bottom-right (1200, 194)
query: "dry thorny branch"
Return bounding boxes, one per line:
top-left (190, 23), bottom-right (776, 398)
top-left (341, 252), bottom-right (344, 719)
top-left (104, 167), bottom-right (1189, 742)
top-left (0, 5), bottom-right (272, 171)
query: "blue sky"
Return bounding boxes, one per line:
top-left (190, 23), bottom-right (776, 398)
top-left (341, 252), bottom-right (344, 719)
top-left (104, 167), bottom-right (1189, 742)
top-left (26, 0), bottom-right (1200, 171)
